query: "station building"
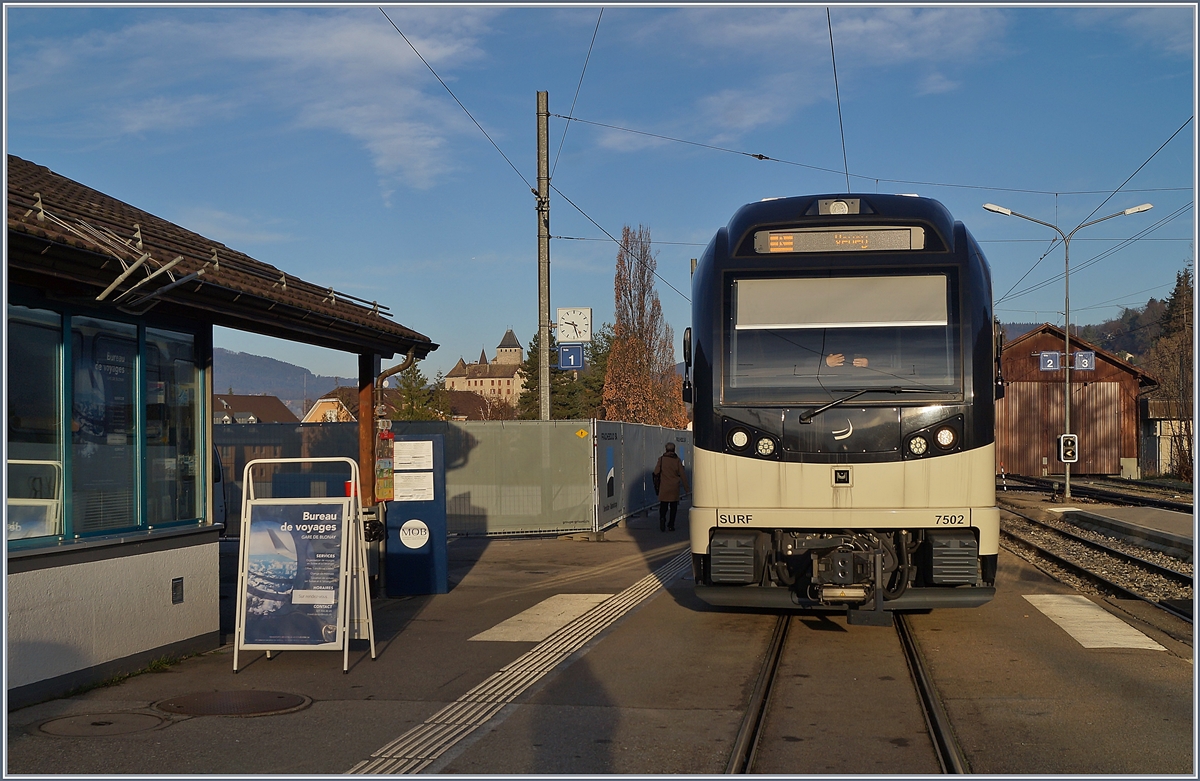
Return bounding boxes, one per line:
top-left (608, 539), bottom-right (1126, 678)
top-left (996, 323), bottom-right (1157, 478)
top-left (6, 154), bottom-right (436, 707)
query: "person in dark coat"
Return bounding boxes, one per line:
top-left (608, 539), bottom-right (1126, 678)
top-left (653, 442), bottom-right (690, 532)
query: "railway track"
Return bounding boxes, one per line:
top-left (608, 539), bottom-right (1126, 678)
top-left (1000, 474), bottom-right (1193, 513)
top-left (727, 613), bottom-right (968, 774)
top-left (1000, 510), bottom-right (1193, 625)
top-left (1003, 507), bottom-right (1193, 588)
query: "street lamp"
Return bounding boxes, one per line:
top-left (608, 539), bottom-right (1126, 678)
top-left (983, 201), bottom-right (1152, 499)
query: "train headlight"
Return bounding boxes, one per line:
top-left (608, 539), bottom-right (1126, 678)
top-left (935, 426), bottom-right (958, 449)
top-left (728, 429), bottom-right (750, 450)
top-left (908, 436), bottom-right (928, 456)
top-left (755, 437), bottom-right (776, 457)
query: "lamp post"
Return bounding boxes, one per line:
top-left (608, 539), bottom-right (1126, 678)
top-left (983, 202), bottom-right (1152, 499)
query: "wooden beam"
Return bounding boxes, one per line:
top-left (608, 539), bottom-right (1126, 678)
top-left (359, 353), bottom-right (380, 505)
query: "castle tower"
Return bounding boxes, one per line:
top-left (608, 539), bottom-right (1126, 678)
top-left (494, 329), bottom-right (524, 365)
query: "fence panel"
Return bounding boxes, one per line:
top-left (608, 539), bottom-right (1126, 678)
top-left (215, 420), bottom-right (690, 536)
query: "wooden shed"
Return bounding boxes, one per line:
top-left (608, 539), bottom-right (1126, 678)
top-left (996, 324), bottom-right (1157, 478)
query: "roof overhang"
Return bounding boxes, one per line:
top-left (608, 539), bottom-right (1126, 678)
top-left (7, 155), bottom-right (438, 360)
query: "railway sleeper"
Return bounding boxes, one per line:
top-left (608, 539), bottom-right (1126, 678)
top-left (696, 528), bottom-right (997, 614)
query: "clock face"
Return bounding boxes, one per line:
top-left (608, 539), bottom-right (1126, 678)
top-left (555, 307), bottom-right (592, 342)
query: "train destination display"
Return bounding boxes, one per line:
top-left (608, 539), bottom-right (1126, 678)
top-left (754, 225), bottom-right (925, 253)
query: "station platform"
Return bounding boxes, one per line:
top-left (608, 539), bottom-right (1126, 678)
top-left (1058, 506), bottom-right (1194, 561)
top-left (5, 507), bottom-right (698, 775)
top-left (1000, 489), bottom-right (1195, 561)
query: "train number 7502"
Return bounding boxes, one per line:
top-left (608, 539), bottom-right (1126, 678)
top-left (935, 514), bottom-right (966, 525)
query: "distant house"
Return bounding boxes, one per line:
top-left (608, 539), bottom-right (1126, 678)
top-left (443, 330), bottom-right (525, 407)
top-left (212, 393), bottom-right (299, 424)
top-left (445, 389), bottom-right (489, 421)
top-left (996, 323), bottom-right (1157, 478)
top-left (302, 384), bottom-right (456, 422)
top-left (1141, 399), bottom-right (1193, 477)
top-left (302, 386), bottom-right (360, 423)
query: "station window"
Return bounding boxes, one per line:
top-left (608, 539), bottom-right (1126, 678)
top-left (71, 317), bottom-right (138, 533)
top-left (6, 305), bottom-right (206, 550)
top-left (145, 328), bottom-right (201, 526)
top-left (7, 306), bottom-right (63, 541)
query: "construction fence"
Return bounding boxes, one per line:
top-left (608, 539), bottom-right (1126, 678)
top-left (214, 420), bottom-right (691, 536)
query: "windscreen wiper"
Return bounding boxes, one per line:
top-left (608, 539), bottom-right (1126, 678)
top-left (798, 386), bottom-right (928, 424)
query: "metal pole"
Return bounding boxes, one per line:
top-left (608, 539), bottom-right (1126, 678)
top-left (537, 91), bottom-right (551, 421)
top-left (982, 202), bottom-right (1151, 502)
top-left (1063, 237), bottom-right (1071, 500)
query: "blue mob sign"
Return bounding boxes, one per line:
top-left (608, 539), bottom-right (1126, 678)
top-left (558, 343), bottom-right (584, 370)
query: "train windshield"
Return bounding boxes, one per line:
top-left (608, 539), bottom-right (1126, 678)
top-left (726, 273), bottom-right (960, 403)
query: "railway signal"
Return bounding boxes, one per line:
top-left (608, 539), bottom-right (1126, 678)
top-left (1057, 433), bottom-right (1078, 463)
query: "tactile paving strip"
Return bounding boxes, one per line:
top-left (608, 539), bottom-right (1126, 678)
top-left (156, 690), bottom-right (310, 717)
top-left (349, 548), bottom-right (692, 774)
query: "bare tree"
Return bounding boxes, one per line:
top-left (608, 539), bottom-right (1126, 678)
top-left (602, 225), bottom-right (688, 427)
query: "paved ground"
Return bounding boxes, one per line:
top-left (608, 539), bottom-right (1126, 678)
top-left (6, 492), bottom-right (1193, 775)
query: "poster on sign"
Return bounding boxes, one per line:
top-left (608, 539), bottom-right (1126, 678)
top-left (239, 498), bottom-right (351, 649)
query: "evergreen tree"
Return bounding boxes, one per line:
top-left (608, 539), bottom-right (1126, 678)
top-left (390, 364), bottom-right (448, 421)
top-left (516, 331), bottom-right (577, 419)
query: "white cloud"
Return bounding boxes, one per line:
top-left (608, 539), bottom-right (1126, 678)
top-left (172, 206), bottom-right (294, 245)
top-left (917, 72), bottom-right (960, 96)
top-left (7, 7), bottom-right (501, 193)
top-left (601, 7), bottom-right (1006, 150)
top-left (1074, 7), bottom-right (1194, 58)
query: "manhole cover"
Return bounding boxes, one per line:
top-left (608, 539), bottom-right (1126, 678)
top-left (39, 712), bottom-right (166, 737)
top-left (156, 690), bottom-right (309, 717)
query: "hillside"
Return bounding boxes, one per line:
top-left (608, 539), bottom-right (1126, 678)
top-left (213, 348), bottom-right (354, 418)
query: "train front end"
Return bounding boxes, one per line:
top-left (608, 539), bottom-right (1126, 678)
top-left (686, 195), bottom-right (1000, 619)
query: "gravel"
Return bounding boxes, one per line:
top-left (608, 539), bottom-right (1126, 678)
top-left (1000, 513), bottom-right (1193, 603)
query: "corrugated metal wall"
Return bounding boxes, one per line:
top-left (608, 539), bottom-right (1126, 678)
top-left (997, 381), bottom-right (1120, 476)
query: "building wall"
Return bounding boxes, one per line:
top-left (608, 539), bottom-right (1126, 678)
top-left (997, 329), bottom-right (1144, 476)
top-left (301, 398), bottom-right (350, 423)
top-left (7, 537), bottom-right (219, 703)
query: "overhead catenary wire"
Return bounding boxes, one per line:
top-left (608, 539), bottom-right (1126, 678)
top-left (998, 201), bottom-right (1193, 304)
top-left (378, 8), bottom-right (689, 309)
top-left (993, 116), bottom-right (1194, 305)
top-left (550, 114), bottom-right (1192, 198)
top-left (379, 7), bottom-right (533, 194)
top-left (552, 8), bottom-right (604, 179)
top-left (552, 183), bottom-right (696, 305)
top-left (827, 9), bottom-right (850, 193)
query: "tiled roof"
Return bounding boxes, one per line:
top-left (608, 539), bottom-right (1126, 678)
top-left (311, 385), bottom-right (443, 420)
top-left (212, 394), bottom-right (299, 423)
top-left (445, 390), bottom-right (488, 420)
top-left (1004, 322), bottom-right (1157, 387)
top-left (497, 329), bottom-right (522, 349)
top-left (449, 363), bottom-right (523, 380)
top-left (7, 155), bottom-right (437, 359)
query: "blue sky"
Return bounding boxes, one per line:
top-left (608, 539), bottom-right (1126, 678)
top-left (5, 4), bottom-right (1195, 381)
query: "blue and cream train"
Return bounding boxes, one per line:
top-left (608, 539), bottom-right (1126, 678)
top-left (682, 194), bottom-right (1001, 621)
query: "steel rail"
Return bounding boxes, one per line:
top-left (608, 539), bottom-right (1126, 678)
top-left (725, 614), bottom-right (790, 774)
top-left (999, 527), bottom-right (1193, 626)
top-left (896, 614), bottom-right (969, 774)
top-left (1002, 507), bottom-right (1193, 586)
top-left (1000, 475), bottom-right (1193, 514)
